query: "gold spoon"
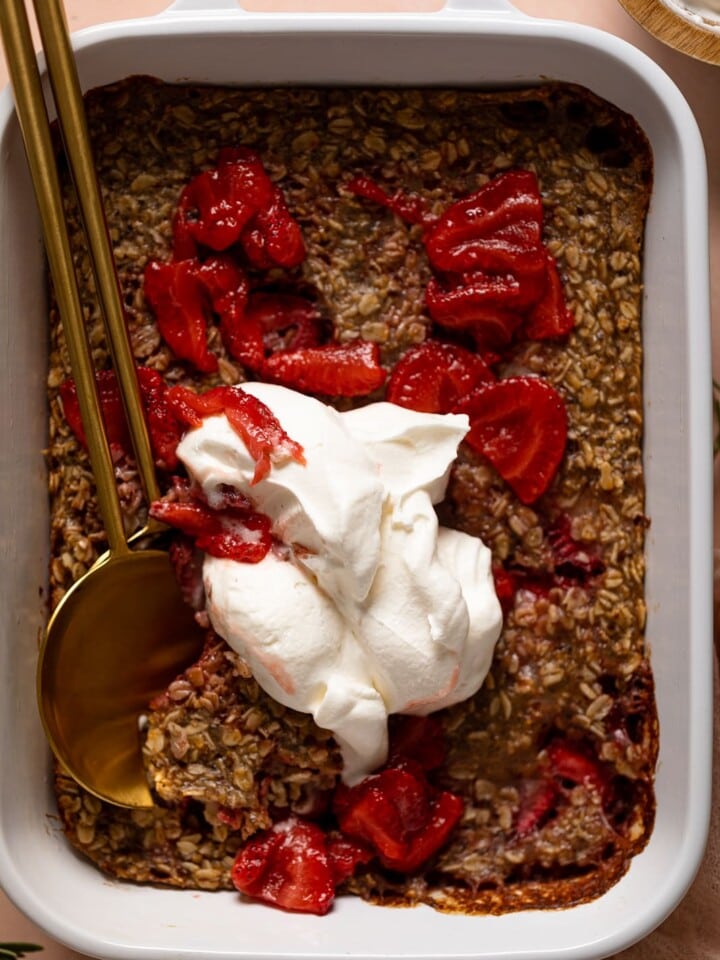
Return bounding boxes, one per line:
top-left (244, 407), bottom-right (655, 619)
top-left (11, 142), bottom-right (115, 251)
top-left (0, 0), bottom-right (204, 808)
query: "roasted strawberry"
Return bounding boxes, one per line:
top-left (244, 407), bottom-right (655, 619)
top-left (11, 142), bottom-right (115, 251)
top-left (347, 174), bottom-right (429, 226)
top-left (144, 255), bottom-right (251, 373)
top-left (240, 185), bottom-right (306, 270)
top-left (246, 292), bottom-right (323, 354)
top-left (59, 370), bottom-right (131, 457)
top-left (547, 514), bottom-right (605, 583)
top-left (423, 170), bottom-right (545, 277)
top-left (149, 497), bottom-right (273, 563)
top-left (514, 779), bottom-right (559, 838)
top-left (144, 260), bottom-right (216, 373)
top-left (385, 340), bottom-right (494, 414)
top-left (60, 368), bottom-right (184, 471)
top-left (231, 818), bottom-right (336, 915)
top-left (522, 251), bottom-right (575, 341)
top-left (425, 273), bottom-right (527, 336)
top-left (172, 147), bottom-right (275, 258)
top-left (334, 765), bottom-right (429, 865)
top-left (262, 340), bottom-right (387, 397)
top-left (325, 834), bottom-right (374, 885)
top-left (135, 367), bottom-right (184, 471)
top-left (333, 761), bottom-right (463, 873)
top-left (391, 791), bottom-right (464, 873)
top-left (388, 715), bottom-right (447, 771)
top-left (167, 384), bottom-right (306, 483)
top-left (545, 739), bottom-right (612, 807)
top-left (454, 377), bottom-right (568, 505)
top-left (492, 565), bottom-right (519, 615)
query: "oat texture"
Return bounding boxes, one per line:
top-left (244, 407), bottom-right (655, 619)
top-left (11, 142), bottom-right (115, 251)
top-left (49, 79), bottom-right (656, 912)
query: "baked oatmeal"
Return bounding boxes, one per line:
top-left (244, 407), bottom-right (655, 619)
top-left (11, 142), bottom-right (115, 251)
top-left (48, 78), bottom-right (657, 914)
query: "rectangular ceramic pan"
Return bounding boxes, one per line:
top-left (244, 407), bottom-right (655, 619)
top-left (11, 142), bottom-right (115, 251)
top-left (0, 1), bottom-right (713, 958)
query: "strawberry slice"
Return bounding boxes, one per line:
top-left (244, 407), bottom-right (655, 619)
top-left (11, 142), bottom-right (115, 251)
top-left (547, 514), bottom-right (605, 583)
top-left (491, 565), bottom-right (519, 615)
top-left (425, 267), bottom-right (547, 348)
top-left (333, 761), bottom-right (463, 873)
top-left (143, 256), bottom-right (249, 373)
top-left (386, 340), bottom-right (494, 414)
top-left (454, 377), bottom-right (567, 504)
top-left (59, 370), bottom-right (131, 457)
top-left (172, 147), bottom-right (275, 258)
top-left (545, 739), bottom-right (613, 807)
top-left (60, 368), bottom-right (184, 471)
top-left (262, 341), bottom-right (387, 397)
top-left (135, 367), bottom-right (184, 471)
top-left (325, 834), bottom-right (374, 885)
top-left (347, 174), bottom-right (430, 226)
top-left (391, 791), bottom-right (464, 873)
top-left (149, 496), bottom-right (273, 563)
top-left (167, 384), bottom-right (306, 484)
top-left (522, 251), bottom-right (575, 341)
top-left (334, 765), bottom-right (430, 865)
top-left (246, 292), bottom-right (323, 354)
top-left (240, 185), bottom-right (306, 270)
top-left (231, 818), bottom-right (336, 915)
top-left (423, 170), bottom-right (545, 276)
top-left (514, 779), bottom-right (559, 838)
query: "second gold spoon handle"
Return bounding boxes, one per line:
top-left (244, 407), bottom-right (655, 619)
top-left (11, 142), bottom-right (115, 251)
top-left (0, 0), bottom-right (129, 557)
top-left (33, 0), bottom-right (162, 509)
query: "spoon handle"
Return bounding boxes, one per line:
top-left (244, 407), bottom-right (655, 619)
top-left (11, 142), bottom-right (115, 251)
top-left (32, 0), bottom-right (164, 519)
top-left (0, 0), bottom-right (129, 557)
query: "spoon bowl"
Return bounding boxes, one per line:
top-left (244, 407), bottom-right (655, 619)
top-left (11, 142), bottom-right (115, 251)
top-left (39, 551), bottom-right (203, 808)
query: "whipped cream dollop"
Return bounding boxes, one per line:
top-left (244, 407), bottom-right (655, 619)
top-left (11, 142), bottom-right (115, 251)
top-left (177, 382), bottom-right (502, 784)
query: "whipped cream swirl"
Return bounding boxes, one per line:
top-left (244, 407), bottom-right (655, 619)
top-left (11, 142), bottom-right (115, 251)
top-left (177, 382), bottom-right (502, 783)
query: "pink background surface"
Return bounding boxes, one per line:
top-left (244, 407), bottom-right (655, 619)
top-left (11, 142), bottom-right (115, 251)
top-left (1, 1), bottom-right (718, 957)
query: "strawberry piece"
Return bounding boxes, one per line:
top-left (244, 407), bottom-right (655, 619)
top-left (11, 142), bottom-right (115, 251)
top-left (514, 779), bottom-right (559, 838)
top-left (423, 170), bottom-right (545, 276)
top-left (60, 368), bottom-right (184, 471)
top-left (167, 384), bottom-right (227, 427)
top-left (522, 251), bottom-right (575, 341)
top-left (334, 767), bottom-right (428, 865)
top-left (424, 271), bottom-right (543, 349)
top-left (545, 739), bottom-right (613, 808)
top-left (391, 791), bottom-right (464, 873)
top-left (143, 254), bottom-right (250, 373)
top-left (262, 341), bottom-right (387, 397)
top-left (167, 384), bottom-right (306, 484)
top-left (150, 497), bottom-right (273, 563)
top-left (347, 174), bottom-right (429, 226)
top-left (333, 761), bottom-right (463, 873)
top-left (454, 377), bottom-right (568, 505)
top-left (388, 715), bottom-right (447, 771)
top-left (231, 818), bottom-right (336, 915)
top-left (386, 340), bottom-right (494, 414)
top-left (172, 147), bottom-right (275, 258)
top-left (246, 292), bottom-right (323, 354)
top-left (325, 834), bottom-right (374, 885)
top-left (547, 514), bottom-right (605, 583)
top-left (492, 565), bottom-right (518, 615)
top-left (143, 260), bottom-right (215, 373)
top-left (240, 185), bottom-right (306, 270)
top-left (59, 370), bottom-right (131, 457)
top-left (135, 367), bottom-right (184, 471)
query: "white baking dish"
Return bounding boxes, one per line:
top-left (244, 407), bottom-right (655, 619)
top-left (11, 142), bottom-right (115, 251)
top-left (0, 1), bottom-right (713, 958)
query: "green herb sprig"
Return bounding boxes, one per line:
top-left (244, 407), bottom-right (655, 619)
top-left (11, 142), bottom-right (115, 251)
top-left (0, 944), bottom-right (43, 960)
